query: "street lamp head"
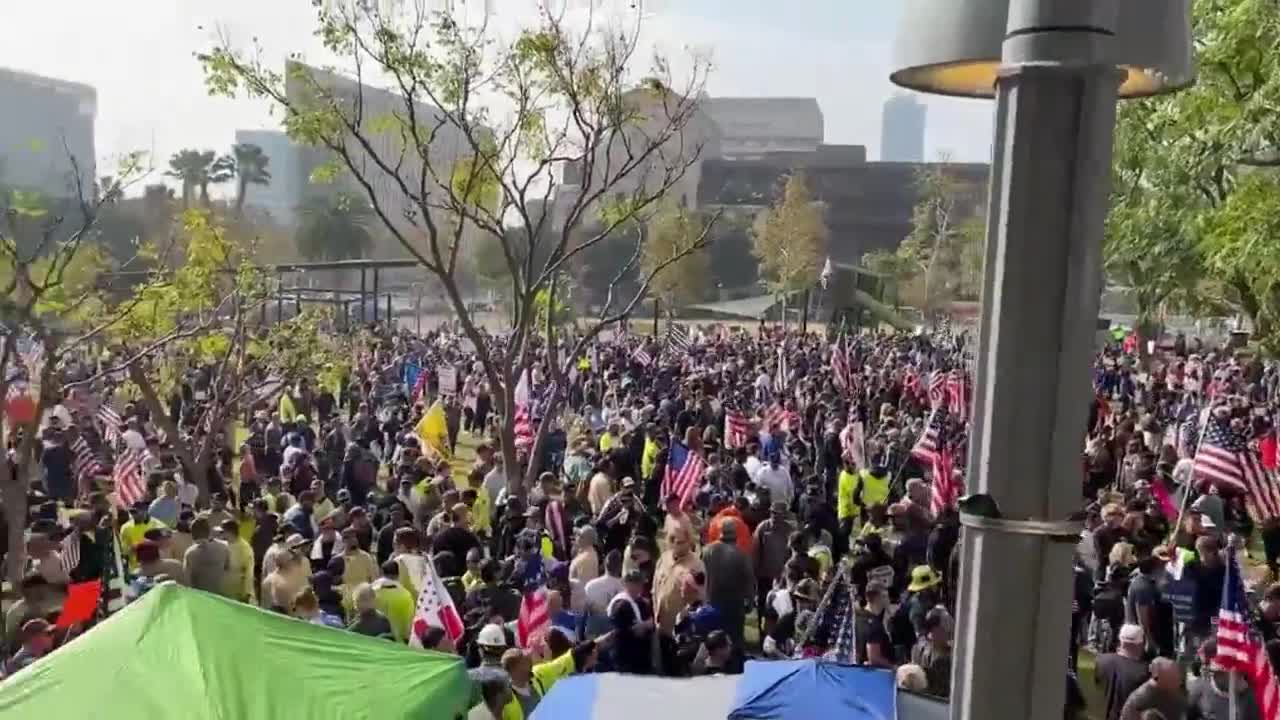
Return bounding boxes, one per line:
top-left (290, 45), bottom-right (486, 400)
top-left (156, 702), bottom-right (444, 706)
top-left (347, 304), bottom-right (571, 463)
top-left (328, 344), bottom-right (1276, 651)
top-left (889, 0), bottom-right (1193, 99)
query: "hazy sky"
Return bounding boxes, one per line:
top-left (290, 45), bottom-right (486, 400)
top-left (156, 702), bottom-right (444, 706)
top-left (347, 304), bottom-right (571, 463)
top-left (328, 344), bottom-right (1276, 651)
top-left (1, 0), bottom-right (994, 180)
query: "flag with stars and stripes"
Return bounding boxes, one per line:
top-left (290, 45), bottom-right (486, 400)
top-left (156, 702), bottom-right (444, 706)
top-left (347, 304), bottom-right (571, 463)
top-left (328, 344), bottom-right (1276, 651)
top-left (112, 447), bottom-right (149, 509)
top-left (96, 404), bottom-right (123, 446)
top-left (831, 336), bottom-right (854, 393)
top-left (59, 529), bottom-right (81, 577)
top-left (516, 554), bottom-right (550, 649)
top-left (945, 368), bottom-right (971, 423)
top-left (1195, 414), bottom-right (1264, 498)
top-left (71, 435), bottom-right (103, 495)
top-left (665, 323), bottom-right (693, 355)
top-left (1192, 412), bottom-right (1280, 524)
top-left (927, 370), bottom-right (948, 409)
top-left (1214, 554), bottom-right (1280, 719)
top-left (724, 409), bottom-right (753, 450)
top-left (662, 441), bottom-right (707, 509)
top-left (632, 345), bottom-right (653, 367)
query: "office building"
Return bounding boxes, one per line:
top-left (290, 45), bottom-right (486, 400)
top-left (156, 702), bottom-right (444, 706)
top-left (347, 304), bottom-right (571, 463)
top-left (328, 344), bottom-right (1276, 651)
top-left (0, 67), bottom-right (96, 198)
top-left (699, 145), bottom-right (987, 263)
top-left (700, 97), bottom-right (824, 159)
top-left (879, 95), bottom-right (926, 162)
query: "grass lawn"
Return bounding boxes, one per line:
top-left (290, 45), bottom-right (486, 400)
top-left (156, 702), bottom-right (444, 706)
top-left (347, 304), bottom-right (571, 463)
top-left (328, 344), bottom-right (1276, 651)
top-left (1077, 649), bottom-right (1103, 720)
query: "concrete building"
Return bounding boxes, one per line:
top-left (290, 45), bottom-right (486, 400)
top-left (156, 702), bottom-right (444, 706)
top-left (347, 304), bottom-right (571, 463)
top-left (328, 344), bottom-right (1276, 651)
top-left (879, 95), bottom-right (927, 162)
top-left (283, 61), bottom-right (475, 256)
top-left (233, 129), bottom-right (303, 222)
top-left (700, 97), bottom-right (824, 159)
top-left (0, 67), bottom-right (96, 198)
top-left (699, 144), bottom-right (987, 264)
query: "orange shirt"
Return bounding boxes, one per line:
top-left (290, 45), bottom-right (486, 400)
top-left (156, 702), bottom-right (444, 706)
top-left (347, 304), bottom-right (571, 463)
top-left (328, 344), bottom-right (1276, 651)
top-left (705, 508), bottom-right (752, 555)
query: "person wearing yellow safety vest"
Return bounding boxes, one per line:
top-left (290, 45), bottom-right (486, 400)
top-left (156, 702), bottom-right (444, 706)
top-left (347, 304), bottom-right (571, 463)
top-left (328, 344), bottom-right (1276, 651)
top-left (496, 629), bottom-right (612, 719)
top-left (837, 456), bottom-right (864, 547)
top-left (859, 464), bottom-right (892, 516)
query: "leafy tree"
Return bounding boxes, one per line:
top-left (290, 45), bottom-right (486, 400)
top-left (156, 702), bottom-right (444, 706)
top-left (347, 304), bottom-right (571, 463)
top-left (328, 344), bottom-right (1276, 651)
top-left (201, 4), bottom-right (714, 492)
top-left (751, 171), bottom-right (827, 324)
top-left (896, 166), bottom-right (980, 317)
top-left (0, 152), bottom-right (146, 584)
top-left (861, 249), bottom-right (917, 308)
top-left (105, 210), bottom-right (346, 500)
top-left (229, 143), bottom-right (272, 215)
top-left (642, 201), bottom-right (713, 310)
top-left (1107, 0), bottom-right (1280, 346)
top-left (294, 193), bottom-right (375, 261)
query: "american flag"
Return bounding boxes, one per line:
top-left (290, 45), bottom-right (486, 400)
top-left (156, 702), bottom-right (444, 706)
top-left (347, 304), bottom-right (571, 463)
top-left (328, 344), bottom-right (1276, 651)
top-left (516, 555), bottom-right (550, 648)
top-left (931, 441), bottom-right (961, 516)
top-left (911, 408), bottom-right (945, 466)
top-left (662, 441), bottom-right (706, 509)
top-left (96, 404), bottom-right (123, 445)
top-left (927, 370), bottom-right (948, 409)
top-left (831, 338), bottom-right (854, 393)
top-left (112, 447), bottom-right (149, 508)
top-left (945, 369), bottom-right (970, 422)
top-left (632, 345), bottom-right (653, 367)
top-left (902, 371), bottom-right (921, 398)
top-left (513, 371), bottom-right (534, 451)
top-left (724, 409), bottom-right (753, 449)
top-left (666, 323), bottom-right (693, 354)
top-left (408, 555), bottom-right (465, 646)
top-left (764, 404), bottom-right (800, 434)
top-left (71, 435), bottom-right (103, 493)
top-left (1194, 414), bottom-right (1263, 497)
top-left (1214, 554), bottom-right (1280, 719)
top-left (59, 529), bottom-right (81, 576)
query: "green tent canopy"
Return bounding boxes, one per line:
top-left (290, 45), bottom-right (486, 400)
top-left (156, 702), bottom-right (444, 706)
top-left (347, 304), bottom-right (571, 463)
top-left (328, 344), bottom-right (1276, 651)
top-left (0, 583), bottom-right (472, 720)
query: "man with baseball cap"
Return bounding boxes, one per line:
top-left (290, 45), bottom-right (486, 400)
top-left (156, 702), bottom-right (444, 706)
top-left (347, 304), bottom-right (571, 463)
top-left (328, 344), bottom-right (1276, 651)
top-left (2, 619), bottom-right (54, 677)
top-left (1095, 623), bottom-right (1150, 720)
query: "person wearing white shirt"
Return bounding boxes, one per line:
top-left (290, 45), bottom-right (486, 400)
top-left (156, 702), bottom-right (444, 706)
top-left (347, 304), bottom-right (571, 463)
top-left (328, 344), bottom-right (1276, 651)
top-left (744, 453), bottom-right (764, 483)
top-left (755, 459), bottom-right (793, 507)
top-left (582, 549), bottom-right (625, 639)
top-left (482, 463), bottom-right (507, 502)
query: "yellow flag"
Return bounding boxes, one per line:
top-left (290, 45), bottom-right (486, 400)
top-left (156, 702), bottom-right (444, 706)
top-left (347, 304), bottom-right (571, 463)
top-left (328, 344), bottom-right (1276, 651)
top-left (416, 400), bottom-right (451, 460)
top-left (279, 393), bottom-right (297, 421)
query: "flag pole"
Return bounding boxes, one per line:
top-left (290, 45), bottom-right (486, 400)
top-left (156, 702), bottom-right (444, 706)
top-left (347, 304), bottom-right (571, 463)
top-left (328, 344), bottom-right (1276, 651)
top-left (1228, 669), bottom-right (1238, 720)
top-left (1167, 406), bottom-right (1213, 546)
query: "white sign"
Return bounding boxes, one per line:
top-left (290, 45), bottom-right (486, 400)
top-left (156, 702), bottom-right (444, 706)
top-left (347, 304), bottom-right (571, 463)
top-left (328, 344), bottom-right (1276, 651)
top-left (438, 366), bottom-right (458, 395)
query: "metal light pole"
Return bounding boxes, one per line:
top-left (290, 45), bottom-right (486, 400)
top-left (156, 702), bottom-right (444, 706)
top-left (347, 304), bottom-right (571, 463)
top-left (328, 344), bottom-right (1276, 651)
top-left (889, 1), bottom-right (1192, 718)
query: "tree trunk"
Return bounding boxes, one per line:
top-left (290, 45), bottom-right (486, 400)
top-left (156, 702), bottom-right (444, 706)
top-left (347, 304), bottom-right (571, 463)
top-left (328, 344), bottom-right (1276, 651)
top-left (1, 463), bottom-right (28, 589)
top-left (127, 363), bottom-right (204, 499)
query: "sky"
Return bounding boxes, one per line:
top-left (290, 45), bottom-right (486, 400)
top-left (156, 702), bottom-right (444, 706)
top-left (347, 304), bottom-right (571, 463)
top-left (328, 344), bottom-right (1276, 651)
top-left (1, 0), bottom-right (994, 182)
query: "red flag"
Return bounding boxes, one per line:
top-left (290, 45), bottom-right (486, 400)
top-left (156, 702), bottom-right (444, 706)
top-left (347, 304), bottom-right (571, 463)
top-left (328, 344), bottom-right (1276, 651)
top-left (55, 579), bottom-right (102, 628)
top-left (1150, 479), bottom-right (1179, 523)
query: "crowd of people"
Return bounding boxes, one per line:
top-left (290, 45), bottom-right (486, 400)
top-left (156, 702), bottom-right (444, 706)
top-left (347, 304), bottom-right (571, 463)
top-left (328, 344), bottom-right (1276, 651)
top-left (7, 319), bottom-right (1280, 720)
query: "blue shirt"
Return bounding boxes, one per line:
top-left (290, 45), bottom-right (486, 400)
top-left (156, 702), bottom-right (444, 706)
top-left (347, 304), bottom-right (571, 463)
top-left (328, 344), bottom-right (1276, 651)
top-left (149, 496), bottom-right (179, 526)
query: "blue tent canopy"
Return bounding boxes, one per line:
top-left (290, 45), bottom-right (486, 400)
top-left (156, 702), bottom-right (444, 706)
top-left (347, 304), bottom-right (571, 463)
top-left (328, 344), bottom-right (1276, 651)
top-left (531, 660), bottom-right (945, 720)
top-left (729, 660), bottom-right (895, 720)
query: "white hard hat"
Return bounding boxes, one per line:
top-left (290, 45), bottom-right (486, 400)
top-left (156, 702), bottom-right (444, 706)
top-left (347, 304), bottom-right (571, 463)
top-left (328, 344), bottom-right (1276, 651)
top-left (477, 623), bottom-right (507, 648)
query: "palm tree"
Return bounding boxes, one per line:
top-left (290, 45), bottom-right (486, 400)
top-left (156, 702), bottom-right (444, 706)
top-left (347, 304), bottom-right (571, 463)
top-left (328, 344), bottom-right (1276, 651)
top-left (166, 150), bottom-right (214, 208)
top-left (206, 154), bottom-right (235, 206)
top-left (165, 150), bottom-right (233, 208)
top-left (228, 143), bottom-right (272, 215)
top-left (294, 193), bottom-right (375, 261)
